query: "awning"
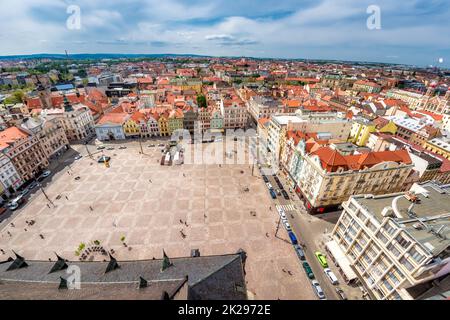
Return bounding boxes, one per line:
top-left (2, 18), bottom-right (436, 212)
top-left (325, 240), bottom-right (358, 283)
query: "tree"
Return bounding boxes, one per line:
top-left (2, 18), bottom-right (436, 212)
top-left (3, 90), bottom-right (25, 104)
top-left (197, 94), bottom-right (207, 108)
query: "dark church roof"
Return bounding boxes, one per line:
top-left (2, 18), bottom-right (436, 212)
top-left (0, 252), bottom-right (247, 300)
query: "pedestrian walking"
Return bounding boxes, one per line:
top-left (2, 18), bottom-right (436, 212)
top-left (65, 196), bottom-right (69, 200)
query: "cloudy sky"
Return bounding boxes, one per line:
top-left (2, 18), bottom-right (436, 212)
top-left (0, 0), bottom-right (449, 67)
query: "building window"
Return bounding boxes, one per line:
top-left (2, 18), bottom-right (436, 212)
top-left (376, 231), bottom-right (388, 243)
top-left (387, 243), bottom-right (401, 257)
top-left (409, 247), bottom-right (425, 264)
top-left (395, 234), bottom-right (411, 249)
top-left (400, 257), bottom-right (414, 271)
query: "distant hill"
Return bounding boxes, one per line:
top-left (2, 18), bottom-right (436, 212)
top-left (0, 53), bottom-right (211, 60)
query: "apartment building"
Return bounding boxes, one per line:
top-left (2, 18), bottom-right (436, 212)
top-left (282, 137), bottom-right (413, 213)
top-left (267, 111), bottom-right (352, 163)
top-left (423, 138), bottom-right (450, 160)
top-left (21, 117), bottom-right (69, 160)
top-left (0, 152), bottom-right (23, 198)
top-left (386, 89), bottom-right (426, 110)
top-left (353, 80), bottom-right (382, 93)
top-left (0, 127), bottom-right (49, 182)
top-left (42, 103), bottom-right (95, 142)
top-left (330, 182), bottom-right (450, 300)
top-left (248, 96), bottom-right (281, 121)
top-left (220, 97), bottom-right (248, 130)
top-left (348, 118), bottom-right (397, 147)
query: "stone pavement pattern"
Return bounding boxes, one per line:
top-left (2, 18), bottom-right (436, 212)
top-left (0, 142), bottom-right (316, 300)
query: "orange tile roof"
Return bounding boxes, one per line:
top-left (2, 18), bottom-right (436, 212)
top-left (97, 113), bottom-right (129, 125)
top-left (311, 147), bottom-right (411, 172)
top-left (0, 127), bottom-right (30, 150)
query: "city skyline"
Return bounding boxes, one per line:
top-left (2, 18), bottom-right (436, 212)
top-left (0, 0), bottom-right (449, 67)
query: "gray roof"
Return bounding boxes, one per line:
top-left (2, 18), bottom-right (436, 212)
top-left (355, 183), bottom-right (450, 257)
top-left (0, 253), bottom-right (247, 300)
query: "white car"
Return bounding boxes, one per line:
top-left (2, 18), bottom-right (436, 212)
top-left (311, 280), bottom-right (326, 300)
top-left (74, 155), bottom-right (82, 160)
top-left (41, 170), bottom-right (51, 178)
top-left (283, 221), bottom-right (292, 231)
top-left (324, 268), bottom-right (339, 285)
top-left (266, 182), bottom-right (273, 190)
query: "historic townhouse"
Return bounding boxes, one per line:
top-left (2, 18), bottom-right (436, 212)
top-left (0, 127), bottom-right (49, 182)
top-left (167, 108), bottom-right (184, 135)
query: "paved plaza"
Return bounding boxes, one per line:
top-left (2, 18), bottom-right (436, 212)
top-left (0, 140), bottom-right (316, 300)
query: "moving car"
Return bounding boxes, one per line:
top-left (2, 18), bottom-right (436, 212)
top-left (302, 262), bottom-right (314, 279)
top-left (282, 190), bottom-right (290, 200)
top-left (288, 231), bottom-right (298, 245)
top-left (324, 268), bottom-right (339, 285)
top-left (335, 287), bottom-right (347, 300)
top-left (74, 155), bottom-right (82, 160)
top-left (315, 251), bottom-right (328, 268)
top-left (294, 244), bottom-right (306, 261)
top-left (311, 280), bottom-right (326, 300)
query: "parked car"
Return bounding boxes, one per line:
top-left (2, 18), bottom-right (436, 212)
top-left (311, 280), bottom-right (326, 300)
top-left (107, 147), bottom-right (115, 150)
top-left (41, 170), bottom-right (51, 178)
top-left (8, 195), bottom-right (24, 211)
top-left (315, 251), bottom-right (329, 268)
top-left (283, 221), bottom-right (292, 231)
top-left (74, 155), bottom-right (82, 160)
top-left (20, 188), bottom-right (30, 196)
top-left (282, 190), bottom-right (290, 200)
top-left (97, 146), bottom-right (105, 150)
top-left (28, 181), bottom-right (38, 190)
top-left (119, 146), bottom-right (127, 150)
top-left (302, 262), bottom-right (314, 279)
top-left (276, 189), bottom-right (282, 196)
top-left (266, 182), bottom-right (273, 190)
top-left (262, 175), bottom-right (269, 183)
top-left (324, 268), bottom-right (339, 285)
top-left (294, 244), bottom-right (306, 261)
top-left (158, 143), bottom-right (165, 147)
top-left (335, 287), bottom-right (347, 300)
top-left (288, 231), bottom-right (298, 245)
top-left (148, 144), bottom-right (156, 148)
top-left (269, 189), bottom-right (277, 199)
